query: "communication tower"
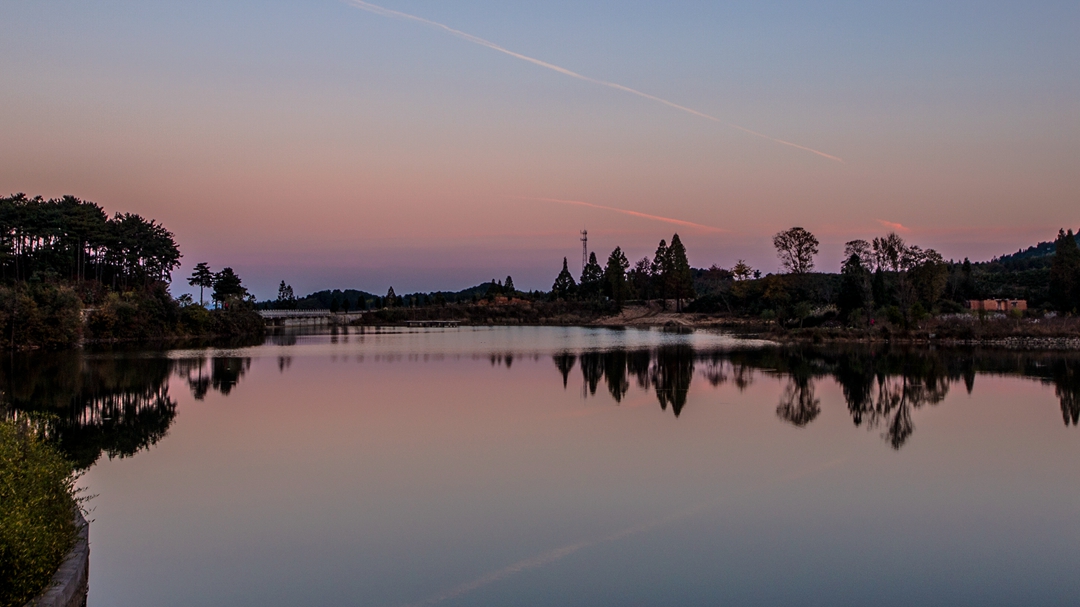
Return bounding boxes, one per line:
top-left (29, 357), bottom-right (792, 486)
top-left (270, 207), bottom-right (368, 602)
top-left (580, 229), bottom-right (588, 271)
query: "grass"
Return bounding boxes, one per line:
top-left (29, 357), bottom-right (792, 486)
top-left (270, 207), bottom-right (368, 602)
top-left (0, 419), bottom-right (79, 607)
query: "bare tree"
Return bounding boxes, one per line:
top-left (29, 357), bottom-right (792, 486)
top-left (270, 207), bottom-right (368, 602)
top-left (773, 227), bottom-right (819, 274)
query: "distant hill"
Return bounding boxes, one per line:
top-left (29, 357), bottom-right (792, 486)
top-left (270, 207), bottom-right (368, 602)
top-left (982, 229), bottom-right (1079, 272)
top-left (295, 289), bottom-right (377, 310)
top-left (270, 281), bottom-right (505, 310)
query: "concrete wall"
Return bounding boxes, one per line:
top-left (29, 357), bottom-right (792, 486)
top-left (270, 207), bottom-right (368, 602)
top-left (24, 511), bottom-right (88, 607)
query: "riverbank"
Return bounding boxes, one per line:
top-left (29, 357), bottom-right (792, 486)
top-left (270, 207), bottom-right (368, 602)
top-left (587, 304), bottom-right (1080, 349)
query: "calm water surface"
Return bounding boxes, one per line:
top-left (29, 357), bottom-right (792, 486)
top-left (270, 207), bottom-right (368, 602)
top-left (6, 326), bottom-right (1080, 606)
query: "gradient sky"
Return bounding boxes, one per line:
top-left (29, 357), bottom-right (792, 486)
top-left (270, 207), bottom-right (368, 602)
top-left (2, 1), bottom-right (1077, 297)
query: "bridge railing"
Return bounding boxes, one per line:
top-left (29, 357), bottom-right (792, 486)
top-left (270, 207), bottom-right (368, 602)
top-left (257, 309), bottom-right (334, 318)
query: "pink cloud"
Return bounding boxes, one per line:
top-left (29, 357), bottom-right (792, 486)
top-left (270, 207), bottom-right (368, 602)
top-left (877, 219), bottom-right (911, 233)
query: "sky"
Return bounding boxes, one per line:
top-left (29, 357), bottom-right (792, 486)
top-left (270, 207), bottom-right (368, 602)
top-left (1, 1), bottom-right (1078, 298)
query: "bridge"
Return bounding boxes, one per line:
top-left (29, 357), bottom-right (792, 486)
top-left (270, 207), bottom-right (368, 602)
top-left (257, 310), bottom-right (366, 326)
top-left (257, 310), bottom-right (460, 328)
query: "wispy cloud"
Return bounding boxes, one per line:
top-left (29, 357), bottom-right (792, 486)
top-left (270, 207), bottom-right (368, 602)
top-left (344, 0), bottom-right (844, 164)
top-left (520, 196), bottom-right (727, 233)
top-left (877, 219), bottom-right (910, 233)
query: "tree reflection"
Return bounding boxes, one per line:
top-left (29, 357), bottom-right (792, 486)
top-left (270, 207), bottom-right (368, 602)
top-left (2, 349), bottom-right (253, 468)
top-left (553, 353), bottom-right (576, 389)
top-left (580, 352), bottom-right (604, 396)
top-left (603, 350), bottom-right (629, 403)
top-left (549, 343), bottom-right (1080, 449)
top-left (651, 346), bottom-right (694, 417)
top-left (776, 378), bottom-right (820, 427)
top-left (1052, 360), bottom-right (1080, 426)
top-left (1, 351), bottom-right (177, 468)
top-left (210, 358), bottom-right (251, 397)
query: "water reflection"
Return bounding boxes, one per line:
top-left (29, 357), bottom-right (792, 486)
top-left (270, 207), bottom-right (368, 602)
top-left (4, 339), bottom-right (1080, 468)
top-left (1, 351), bottom-right (252, 468)
top-left (552, 344), bottom-right (1080, 449)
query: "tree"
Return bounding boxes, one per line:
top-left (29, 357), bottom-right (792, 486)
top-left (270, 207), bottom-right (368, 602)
top-left (580, 252), bottom-right (604, 299)
top-left (651, 239), bottom-right (670, 305)
top-left (188, 262), bottom-right (214, 306)
top-left (629, 257), bottom-right (651, 299)
top-left (275, 281), bottom-right (296, 310)
top-left (909, 249), bottom-right (948, 309)
top-left (773, 227), bottom-right (819, 274)
top-left (552, 257), bottom-right (577, 299)
top-left (667, 234), bottom-right (694, 311)
top-left (871, 233), bottom-right (907, 272)
top-left (843, 240), bottom-right (872, 265)
top-left (602, 247), bottom-right (630, 303)
top-left (341, 295), bottom-right (350, 313)
top-left (1050, 228), bottom-right (1080, 313)
top-left (504, 276), bottom-right (515, 295)
top-left (385, 286), bottom-right (396, 308)
top-left (732, 260), bottom-right (753, 281)
top-left (212, 267), bottom-right (247, 309)
top-left (838, 253), bottom-right (872, 322)
top-left (330, 296), bottom-right (340, 313)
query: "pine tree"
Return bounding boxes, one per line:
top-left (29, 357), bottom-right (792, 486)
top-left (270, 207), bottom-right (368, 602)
top-left (1050, 228), bottom-right (1080, 313)
top-left (504, 276), bottom-right (515, 295)
top-left (552, 257), bottom-right (577, 299)
top-left (386, 286), bottom-right (396, 308)
top-left (603, 246), bottom-right (630, 303)
top-left (652, 239), bottom-right (670, 306)
top-left (667, 234), bottom-right (694, 312)
top-left (188, 262), bottom-right (214, 306)
top-left (580, 252), bottom-right (604, 299)
top-left (276, 281), bottom-right (296, 310)
top-left (212, 267), bottom-right (247, 309)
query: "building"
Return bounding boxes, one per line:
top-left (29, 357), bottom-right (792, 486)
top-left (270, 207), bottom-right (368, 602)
top-left (967, 299), bottom-right (1027, 312)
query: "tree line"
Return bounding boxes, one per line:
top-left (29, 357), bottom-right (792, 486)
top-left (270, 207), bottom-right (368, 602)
top-left (266, 224), bottom-right (1080, 325)
top-left (552, 233), bottom-right (695, 310)
top-left (1, 194), bottom-right (181, 288)
top-left (0, 193), bottom-right (264, 349)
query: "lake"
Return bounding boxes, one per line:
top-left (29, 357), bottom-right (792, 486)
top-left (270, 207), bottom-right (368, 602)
top-left (5, 326), bottom-right (1080, 606)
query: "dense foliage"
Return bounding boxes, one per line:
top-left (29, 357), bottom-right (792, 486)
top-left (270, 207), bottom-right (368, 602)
top-left (1, 194), bottom-right (181, 288)
top-left (1, 194), bottom-right (264, 349)
top-left (0, 420), bottom-right (79, 607)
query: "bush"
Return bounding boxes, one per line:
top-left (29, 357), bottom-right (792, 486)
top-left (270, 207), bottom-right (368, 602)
top-left (0, 420), bottom-right (79, 607)
top-left (0, 284), bottom-right (83, 349)
top-left (85, 283), bottom-right (181, 341)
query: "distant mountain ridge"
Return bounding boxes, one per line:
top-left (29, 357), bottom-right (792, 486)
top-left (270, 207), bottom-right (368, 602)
top-left (278, 282), bottom-right (502, 309)
top-left (982, 229), bottom-right (1079, 271)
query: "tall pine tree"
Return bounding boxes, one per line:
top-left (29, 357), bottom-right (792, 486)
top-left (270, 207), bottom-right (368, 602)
top-left (667, 234), bottom-right (694, 312)
top-left (580, 252), bottom-right (604, 299)
top-left (552, 258), bottom-right (577, 300)
top-left (603, 247), bottom-right (630, 303)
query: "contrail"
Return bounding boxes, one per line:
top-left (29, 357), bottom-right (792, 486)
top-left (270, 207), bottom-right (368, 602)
top-left (393, 456), bottom-right (849, 607)
top-left (520, 196), bottom-right (727, 233)
top-left (345, 0), bottom-right (844, 163)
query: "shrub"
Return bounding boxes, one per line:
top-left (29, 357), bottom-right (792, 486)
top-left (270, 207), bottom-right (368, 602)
top-left (0, 420), bottom-right (79, 607)
top-left (0, 284), bottom-right (82, 349)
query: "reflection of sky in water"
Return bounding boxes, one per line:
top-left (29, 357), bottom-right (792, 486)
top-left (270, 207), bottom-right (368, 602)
top-left (18, 328), bottom-right (1075, 606)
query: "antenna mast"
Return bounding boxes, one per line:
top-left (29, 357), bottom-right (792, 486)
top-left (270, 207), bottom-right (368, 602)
top-left (580, 229), bottom-right (588, 271)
